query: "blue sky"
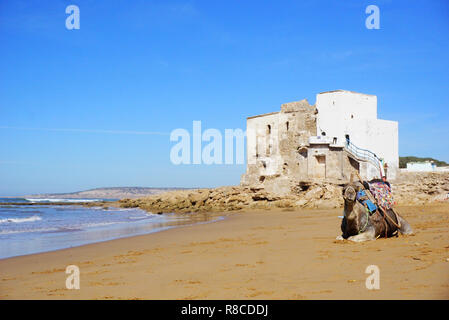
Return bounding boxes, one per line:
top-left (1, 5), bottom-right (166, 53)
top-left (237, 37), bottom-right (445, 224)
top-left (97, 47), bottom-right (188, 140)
top-left (0, 0), bottom-right (448, 195)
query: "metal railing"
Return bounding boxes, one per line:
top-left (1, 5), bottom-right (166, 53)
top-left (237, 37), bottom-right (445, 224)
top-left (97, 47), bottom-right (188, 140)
top-left (344, 140), bottom-right (382, 172)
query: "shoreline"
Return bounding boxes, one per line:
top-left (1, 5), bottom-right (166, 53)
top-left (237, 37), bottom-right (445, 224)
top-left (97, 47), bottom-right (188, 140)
top-left (1, 204), bottom-right (448, 299)
top-left (0, 214), bottom-right (226, 261)
top-left (0, 210), bottom-right (229, 262)
top-left (0, 204), bottom-right (224, 260)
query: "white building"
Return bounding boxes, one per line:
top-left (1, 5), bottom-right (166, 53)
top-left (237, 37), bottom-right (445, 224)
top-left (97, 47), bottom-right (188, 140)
top-left (241, 90), bottom-right (399, 194)
top-left (406, 161), bottom-right (436, 172)
top-left (316, 90), bottom-right (398, 180)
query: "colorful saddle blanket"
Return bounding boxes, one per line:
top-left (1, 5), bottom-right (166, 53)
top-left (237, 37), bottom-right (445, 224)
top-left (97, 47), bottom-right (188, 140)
top-left (356, 190), bottom-right (377, 213)
top-left (369, 182), bottom-right (396, 210)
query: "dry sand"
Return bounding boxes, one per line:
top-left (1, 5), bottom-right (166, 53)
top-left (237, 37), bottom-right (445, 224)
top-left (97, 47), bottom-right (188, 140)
top-left (0, 204), bottom-right (448, 299)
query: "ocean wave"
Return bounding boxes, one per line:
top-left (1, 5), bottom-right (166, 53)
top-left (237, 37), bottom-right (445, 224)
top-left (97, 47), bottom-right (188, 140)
top-left (0, 215), bottom-right (42, 224)
top-left (82, 221), bottom-right (118, 228)
top-left (0, 227), bottom-right (56, 235)
top-left (41, 227), bottom-right (83, 233)
top-left (0, 198), bottom-right (30, 203)
top-left (128, 213), bottom-right (157, 220)
top-left (25, 198), bottom-right (101, 203)
top-left (0, 222), bottom-right (117, 235)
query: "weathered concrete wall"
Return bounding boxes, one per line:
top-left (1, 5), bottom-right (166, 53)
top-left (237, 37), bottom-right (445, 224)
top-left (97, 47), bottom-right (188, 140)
top-left (243, 112), bottom-right (282, 193)
top-left (241, 99), bottom-right (317, 194)
top-left (277, 100), bottom-right (317, 183)
top-left (307, 144), bottom-right (360, 182)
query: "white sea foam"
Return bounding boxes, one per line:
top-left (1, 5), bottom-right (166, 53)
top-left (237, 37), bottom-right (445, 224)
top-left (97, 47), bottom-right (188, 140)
top-left (128, 216), bottom-right (146, 220)
top-left (25, 198), bottom-right (101, 203)
top-left (0, 227), bottom-right (56, 235)
top-left (0, 215), bottom-right (42, 224)
top-left (82, 221), bottom-right (117, 228)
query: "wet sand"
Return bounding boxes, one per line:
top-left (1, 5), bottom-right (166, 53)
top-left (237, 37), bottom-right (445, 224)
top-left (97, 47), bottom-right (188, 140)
top-left (0, 204), bottom-right (448, 299)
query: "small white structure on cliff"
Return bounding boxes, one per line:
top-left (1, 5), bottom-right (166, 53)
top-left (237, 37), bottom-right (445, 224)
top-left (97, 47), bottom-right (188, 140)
top-left (405, 161), bottom-right (436, 172)
top-left (241, 90), bottom-right (398, 195)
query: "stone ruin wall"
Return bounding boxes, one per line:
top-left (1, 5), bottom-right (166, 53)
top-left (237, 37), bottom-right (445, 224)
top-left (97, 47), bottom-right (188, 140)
top-left (241, 99), bottom-right (363, 195)
top-left (241, 99), bottom-right (318, 194)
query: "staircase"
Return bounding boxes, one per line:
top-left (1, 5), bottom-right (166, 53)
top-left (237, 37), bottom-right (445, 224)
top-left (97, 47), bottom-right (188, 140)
top-left (344, 140), bottom-right (383, 177)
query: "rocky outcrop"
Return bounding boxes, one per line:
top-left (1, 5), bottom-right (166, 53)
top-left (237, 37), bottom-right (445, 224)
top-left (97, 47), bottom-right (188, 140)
top-left (392, 172), bottom-right (449, 205)
top-left (117, 183), bottom-right (344, 214)
top-left (116, 172), bottom-right (449, 214)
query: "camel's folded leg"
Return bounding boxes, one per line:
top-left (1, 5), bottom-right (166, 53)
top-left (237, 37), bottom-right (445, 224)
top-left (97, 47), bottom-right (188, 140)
top-left (398, 215), bottom-right (413, 235)
top-left (347, 227), bottom-right (376, 242)
top-left (392, 209), bottom-right (413, 235)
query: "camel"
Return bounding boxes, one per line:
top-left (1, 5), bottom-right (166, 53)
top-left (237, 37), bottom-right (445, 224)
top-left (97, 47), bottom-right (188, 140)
top-left (336, 181), bottom-right (413, 242)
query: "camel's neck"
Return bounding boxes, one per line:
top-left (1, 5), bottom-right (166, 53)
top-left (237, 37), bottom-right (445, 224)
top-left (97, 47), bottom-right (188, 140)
top-left (344, 200), bottom-right (356, 220)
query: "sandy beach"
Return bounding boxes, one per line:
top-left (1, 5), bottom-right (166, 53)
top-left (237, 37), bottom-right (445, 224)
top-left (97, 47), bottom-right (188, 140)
top-left (1, 203), bottom-right (448, 300)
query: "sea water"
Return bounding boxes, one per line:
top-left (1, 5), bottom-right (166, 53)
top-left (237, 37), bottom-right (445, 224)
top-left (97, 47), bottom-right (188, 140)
top-left (0, 198), bottom-right (203, 259)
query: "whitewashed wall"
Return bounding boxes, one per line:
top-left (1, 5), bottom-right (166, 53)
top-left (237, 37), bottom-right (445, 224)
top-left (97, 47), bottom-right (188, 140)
top-left (406, 162), bottom-right (435, 172)
top-left (316, 90), bottom-right (377, 145)
top-left (316, 90), bottom-right (398, 179)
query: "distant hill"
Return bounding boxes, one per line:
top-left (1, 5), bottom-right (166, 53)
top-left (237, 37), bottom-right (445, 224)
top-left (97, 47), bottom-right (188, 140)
top-left (25, 187), bottom-right (191, 200)
top-left (399, 156), bottom-right (449, 168)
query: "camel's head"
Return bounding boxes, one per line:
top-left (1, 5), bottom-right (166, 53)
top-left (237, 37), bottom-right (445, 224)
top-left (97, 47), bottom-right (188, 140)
top-left (342, 182), bottom-right (363, 203)
top-left (343, 185), bottom-right (357, 202)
